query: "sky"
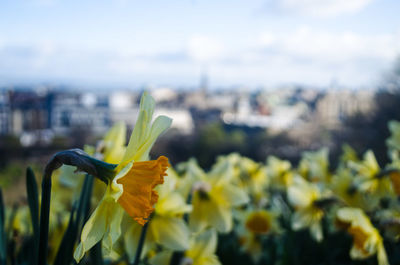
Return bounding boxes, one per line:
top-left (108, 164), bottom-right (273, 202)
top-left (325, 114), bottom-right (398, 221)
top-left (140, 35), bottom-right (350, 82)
top-left (1, 0), bottom-right (400, 89)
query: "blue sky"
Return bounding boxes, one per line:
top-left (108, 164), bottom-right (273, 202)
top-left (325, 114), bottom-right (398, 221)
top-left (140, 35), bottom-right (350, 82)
top-left (1, 0), bottom-right (400, 89)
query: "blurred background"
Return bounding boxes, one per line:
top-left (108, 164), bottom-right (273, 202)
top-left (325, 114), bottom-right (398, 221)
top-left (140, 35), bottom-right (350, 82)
top-left (1, 0), bottom-right (400, 195)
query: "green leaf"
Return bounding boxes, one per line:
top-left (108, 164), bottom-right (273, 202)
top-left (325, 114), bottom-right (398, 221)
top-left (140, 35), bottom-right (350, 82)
top-left (54, 174), bottom-right (94, 265)
top-left (26, 167), bottom-right (39, 265)
top-left (0, 189), bottom-right (6, 265)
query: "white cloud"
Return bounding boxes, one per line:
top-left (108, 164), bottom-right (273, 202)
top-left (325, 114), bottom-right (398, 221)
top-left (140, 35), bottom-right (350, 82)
top-left (271, 27), bottom-right (400, 62)
top-left (1, 27), bottom-right (399, 88)
top-left (279, 0), bottom-right (374, 17)
top-left (187, 35), bottom-right (224, 62)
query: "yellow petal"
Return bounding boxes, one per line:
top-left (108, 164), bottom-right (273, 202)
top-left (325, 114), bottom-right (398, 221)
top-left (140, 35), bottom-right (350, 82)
top-left (155, 192), bottom-right (192, 217)
top-left (148, 251), bottom-right (173, 265)
top-left (103, 122), bottom-right (126, 164)
top-left (215, 183), bottom-right (249, 207)
top-left (187, 229), bottom-right (218, 260)
top-left (190, 193), bottom-right (232, 233)
top-left (102, 205), bottom-right (124, 252)
top-left (124, 222), bottom-right (151, 263)
top-left (118, 92), bottom-right (172, 168)
top-left (74, 198), bottom-right (111, 262)
top-left (151, 216), bottom-right (190, 250)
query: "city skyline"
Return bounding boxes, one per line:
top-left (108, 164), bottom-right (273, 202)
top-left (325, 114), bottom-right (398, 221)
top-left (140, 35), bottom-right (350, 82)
top-left (1, 0), bottom-right (400, 89)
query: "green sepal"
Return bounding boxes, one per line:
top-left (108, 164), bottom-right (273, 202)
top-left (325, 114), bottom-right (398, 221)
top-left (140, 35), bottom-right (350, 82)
top-left (44, 149), bottom-right (117, 185)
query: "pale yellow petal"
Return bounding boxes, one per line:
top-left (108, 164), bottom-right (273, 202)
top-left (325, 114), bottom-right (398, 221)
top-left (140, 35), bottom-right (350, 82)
top-left (148, 251), bottom-right (173, 265)
top-left (151, 216), bottom-right (190, 250)
top-left (155, 192), bottom-right (192, 217)
top-left (74, 199), bottom-right (110, 262)
top-left (133, 115), bottom-right (172, 162)
top-left (217, 183), bottom-right (249, 207)
top-left (187, 229), bottom-right (218, 260)
top-left (103, 205), bottom-right (124, 251)
top-left (310, 222), bottom-right (323, 242)
top-left (124, 222), bottom-right (150, 263)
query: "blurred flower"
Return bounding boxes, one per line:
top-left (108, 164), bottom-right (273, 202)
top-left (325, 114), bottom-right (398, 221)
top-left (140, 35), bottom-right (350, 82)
top-left (236, 209), bottom-right (280, 262)
top-left (266, 156), bottom-right (293, 189)
top-left (176, 158), bottom-right (207, 199)
top-left (287, 176), bottom-right (326, 241)
top-left (149, 229), bottom-right (221, 265)
top-left (230, 154), bottom-right (269, 201)
top-left (337, 207), bottom-right (389, 265)
top-left (184, 229), bottom-right (221, 265)
top-left (189, 159), bottom-right (249, 233)
top-left (330, 168), bottom-right (375, 211)
top-left (339, 144), bottom-right (359, 166)
top-left (74, 92), bottom-right (172, 262)
top-left (349, 150), bottom-right (393, 197)
top-left (100, 121), bottom-right (126, 164)
top-left (298, 148), bottom-right (330, 183)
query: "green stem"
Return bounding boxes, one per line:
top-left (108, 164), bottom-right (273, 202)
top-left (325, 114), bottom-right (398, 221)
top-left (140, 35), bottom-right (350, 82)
top-left (38, 172), bottom-right (51, 265)
top-left (133, 221), bottom-right (150, 265)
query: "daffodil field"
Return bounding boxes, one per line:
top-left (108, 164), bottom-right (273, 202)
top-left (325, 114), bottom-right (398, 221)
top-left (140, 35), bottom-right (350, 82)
top-left (2, 92), bottom-right (400, 265)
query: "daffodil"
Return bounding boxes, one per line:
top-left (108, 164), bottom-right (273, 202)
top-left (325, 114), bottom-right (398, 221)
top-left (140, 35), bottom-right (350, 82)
top-left (349, 150), bottom-right (393, 197)
top-left (189, 158), bottom-right (249, 233)
top-left (123, 167), bottom-right (192, 263)
top-left (231, 154), bottom-right (269, 200)
top-left (287, 176), bottom-right (326, 241)
top-left (298, 148), bottom-right (330, 183)
top-left (330, 168), bottom-right (375, 211)
top-left (73, 92), bottom-right (172, 262)
top-left (176, 158), bottom-right (207, 199)
top-left (337, 207), bottom-right (389, 265)
top-left (266, 156), bottom-right (293, 189)
top-left (149, 229), bottom-right (221, 265)
top-left (236, 209), bottom-right (280, 262)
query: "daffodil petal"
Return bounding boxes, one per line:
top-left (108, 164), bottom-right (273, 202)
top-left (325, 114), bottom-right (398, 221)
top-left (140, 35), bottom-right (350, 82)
top-left (187, 229), bottom-right (218, 260)
top-left (217, 184), bottom-right (249, 207)
top-left (133, 115), bottom-right (172, 162)
top-left (151, 216), bottom-right (190, 250)
top-left (148, 251), bottom-right (173, 265)
top-left (124, 223), bottom-right (150, 263)
top-left (155, 192), bottom-right (192, 216)
top-left (73, 198), bottom-right (110, 262)
top-left (103, 205), bottom-right (124, 251)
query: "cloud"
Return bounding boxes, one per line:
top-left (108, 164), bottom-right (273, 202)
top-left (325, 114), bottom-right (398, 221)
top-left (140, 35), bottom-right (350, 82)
top-left (263, 27), bottom-right (400, 63)
top-left (277, 0), bottom-right (374, 17)
top-left (187, 35), bottom-right (225, 62)
top-left (0, 28), bottom-right (399, 88)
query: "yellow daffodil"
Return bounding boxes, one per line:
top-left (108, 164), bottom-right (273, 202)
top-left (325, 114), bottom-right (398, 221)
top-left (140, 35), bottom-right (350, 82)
top-left (100, 121), bottom-right (127, 164)
top-left (123, 167), bottom-right (192, 263)
top-left (184, 229), bottom-right (221, 265)
top-left (189, 158), bottom-right (249, 233)
top-left (236, 209), bottom-right (280, 262)
top-left (74, 92), bottom-right (172, 262)
top-left (330, 168), bottom-right (375, 211)
top-left (287, 176), bottom-right (325, 241)
top-left (233, 154), bottom-right (269, 200)
top-left (337, 207), bottom-right (389, 265)
top-left (149, 229), bottom-right (221, 265)
top-left (266, 156), bottom-right (293, 189)
top-left (349, 150), bottom-right (393, 197)
top-left (298, 148), bottom-right (330, 183)
top-left (176, 158), bottom-right (207, 199)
